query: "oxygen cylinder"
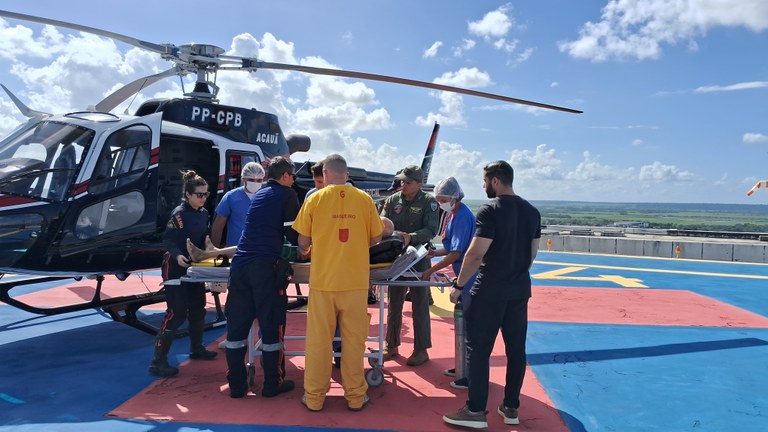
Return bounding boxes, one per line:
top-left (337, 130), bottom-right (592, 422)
top-left (454, 301), bottom-right (467, 380)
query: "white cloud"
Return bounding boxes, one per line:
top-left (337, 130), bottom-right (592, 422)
top-left (714, 173), bottom-right (729, 186)
top-left (452, 39), bottom-right (476, 57)
top-left (493, 38), bottom-right (518, 53)
top-left (0, 22), bottom-right (396, 143)
top-left (638, 161), bottom-right (696, 182)
top-left (565, 151), bottom-right (630, 182)
top-left (0, 21), bottom-right (65, 60)
top-left (294, 103), bottom-right (390, 134)
top-left (744, 132), bottom-right (768, 143)
top-left (509, 144), bottom-right (564, 181)
top-left (423, 41), bottom-right (443, 58)
top-left (632, 139), bottom-right (644, 146)
top-left (559, 0), bottom-right (768, 62)
top-left (550, 82), bottom-right (559, 88)
top-left (508, 47), bottom-right (533, 67)
top-left (433, 67), bottom-right (492, 88)
top-left (694, 81), bottom-right (768, 93)
top-left (467, 3), bottom-right (532, 60)
top-left (468, 4), bottom-right (514, 39)
top-left (305, 77), bottom-right (377, 107)
top-left (415, 91), bottom-right (466, 126)
top-left (429, 141), bottom-right (485, 191)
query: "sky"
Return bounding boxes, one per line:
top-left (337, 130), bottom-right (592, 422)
top-left (1, 0), bottom-right (767, 204)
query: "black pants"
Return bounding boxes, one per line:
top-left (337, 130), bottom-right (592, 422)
top-left (465, 296), bottom-right (529, 413)
top-left (225, 258), bottom-right (290, 391)
top-left (160, 281), bottom-right (207, 331)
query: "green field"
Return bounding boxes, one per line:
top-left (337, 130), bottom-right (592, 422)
top-left (461, 200), bottom-right (768, 233)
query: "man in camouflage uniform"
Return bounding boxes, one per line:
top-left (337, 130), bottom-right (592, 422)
top-left (380, 165), bottom-right (439, 366)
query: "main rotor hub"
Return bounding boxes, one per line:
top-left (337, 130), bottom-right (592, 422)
top-left (180, 44), bottom-right (225, 58)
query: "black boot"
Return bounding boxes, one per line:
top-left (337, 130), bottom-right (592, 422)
top-left (261, 348), bottom-right (294, 397)
top-left (149, 330), bottom-right (179, 377)
top-left (226, 346), bottom-right (248, 398)
top-left (188, 318), bottom-right (217, 360)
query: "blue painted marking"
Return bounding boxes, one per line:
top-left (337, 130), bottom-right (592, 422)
top-left (0, 393), bottom-right (25, 404)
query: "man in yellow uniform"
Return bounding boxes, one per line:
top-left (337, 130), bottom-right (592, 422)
top-left (293, 154), bottom-right (383, 412)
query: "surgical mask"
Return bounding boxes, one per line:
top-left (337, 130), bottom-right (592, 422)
top-left (244, 180), bottom-right (262, 194)
top-left (438, 201), bottom-right (455, 213)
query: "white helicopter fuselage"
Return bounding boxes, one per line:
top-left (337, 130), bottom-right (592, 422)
top-left (0, 107), bottom-right (273, 275)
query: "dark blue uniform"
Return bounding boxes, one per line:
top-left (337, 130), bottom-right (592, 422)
top-left (225, 179), bottom-right (299, 397)
top-left (160, 202), bottom-right (209, 332)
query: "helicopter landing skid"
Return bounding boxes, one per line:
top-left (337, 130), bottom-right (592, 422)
top-left (0, 274), bottom-right (226, 337)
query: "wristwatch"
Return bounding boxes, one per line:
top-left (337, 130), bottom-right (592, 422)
top-left (451, 279), bottom-right (464, 290)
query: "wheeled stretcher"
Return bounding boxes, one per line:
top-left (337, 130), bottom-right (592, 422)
top-left (180, 244), bottom-right (452, 388)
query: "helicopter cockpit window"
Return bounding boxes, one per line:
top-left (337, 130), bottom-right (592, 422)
top-left (89, 125), bottom-right (151, 195)
top-left (0, 121), bottom-right (92, 201)
top-left (75, 191), bottom-right (145, 239)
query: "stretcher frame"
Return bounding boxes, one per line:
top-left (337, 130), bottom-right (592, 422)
top-left (180, 245), bottom-right (453, 388)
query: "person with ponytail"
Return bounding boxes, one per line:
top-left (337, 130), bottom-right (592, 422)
top-left (149, 170), bottom-right (218, 377)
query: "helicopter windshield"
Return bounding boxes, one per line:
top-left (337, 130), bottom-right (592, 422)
top-left (0, 121), bottom-right (94, 201)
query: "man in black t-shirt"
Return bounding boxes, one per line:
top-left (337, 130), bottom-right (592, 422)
top-left (443, 160), bottom-right (541, 429)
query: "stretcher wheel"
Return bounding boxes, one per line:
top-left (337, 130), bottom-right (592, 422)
top-left (247, 363), bottom-right (256, 389)
top-left (365, 368), bottom-right (384, 387)
top-left (368, 355), bottom-right (379, 367)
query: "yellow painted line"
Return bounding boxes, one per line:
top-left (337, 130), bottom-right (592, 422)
top-left (533, 266), bottom-right (647, 288)
top-left (536, 260), bottom-right (768, 280)
top-left (542, 250), bottom-right (768, 266)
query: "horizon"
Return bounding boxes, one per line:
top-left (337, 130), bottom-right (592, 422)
top-left (1, 1), bottom-right (767, 204)
top-left (462, 198), bottom-right (768, 208)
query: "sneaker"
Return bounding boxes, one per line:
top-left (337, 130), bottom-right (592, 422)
top-left (443, 404), bottom-right (488, 429)
top-left (406, 349), bottom-right (429, 366)
top-left (450, 377), bottom-right (469, 389)
top-left (348, 393), bottom-right (370, 411)
top-left (301, 394), bottom-right (322, 412)
top-left (444, 367), bottom-right (456, 377)
top-left (262, 379), bottom-right (295, 398)
top-left (497, 404), bottom-right (519, 425)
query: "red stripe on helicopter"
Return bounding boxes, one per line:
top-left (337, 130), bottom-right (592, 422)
top-left (149, 147), bottom-right (160, 165)
top-left (0, 195), bottom-right (37, 208)
top-left (71, 180), bottom-right (89, 196)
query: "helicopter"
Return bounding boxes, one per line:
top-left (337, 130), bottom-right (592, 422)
top-left (0, 10), bottom-right (581, 331)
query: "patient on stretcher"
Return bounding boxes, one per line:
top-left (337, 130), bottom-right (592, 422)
top-left (186, 216), bottom-right (397, 264)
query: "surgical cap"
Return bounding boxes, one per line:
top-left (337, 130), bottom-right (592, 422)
top-left (242, 162), bottom-right (265, 179)
top-left (434, 176), bottom-right (464, 200)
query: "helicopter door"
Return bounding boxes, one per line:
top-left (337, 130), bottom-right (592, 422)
top-left (57, 113), bottom-right (162, 255)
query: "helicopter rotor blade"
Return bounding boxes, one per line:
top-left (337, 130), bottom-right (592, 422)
top-left (0, 10), bottom-right (173, 56)
top-left (0, 83), bottom-right (51, 119)
top-left (244, 61), bottom-right (582, 114)
top-left (94, 67), bottom-right (185, 112)
top-left (1, 10), bottom-right (582, 114)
